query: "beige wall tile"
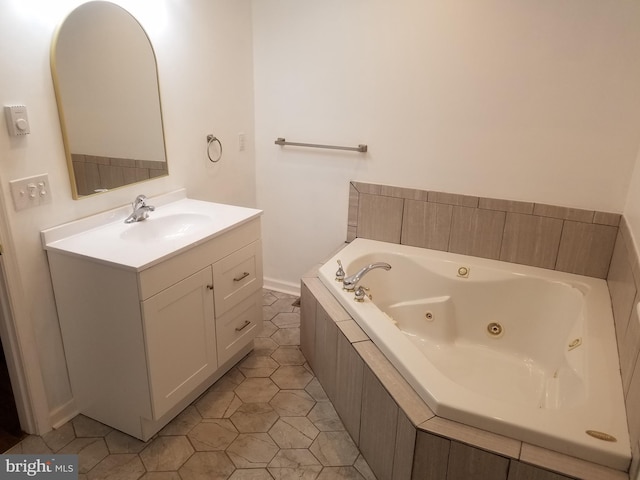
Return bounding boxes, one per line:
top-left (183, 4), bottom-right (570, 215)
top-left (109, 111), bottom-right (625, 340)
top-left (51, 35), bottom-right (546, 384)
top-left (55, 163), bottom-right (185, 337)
top-left (401, 200), bottom-right (452, 251)
top-left (519, 444), bottom-right (628, 480)
top-left (393, 411), bottom-right (415, 480)
top-left (357, 194), bottom-right (404, 243)
top-left (508, 460), bottom-right (574, 480)
top-left (478, 198), bottom-right (534, 215)
top-left (334, 332), bottom-right (364, 445)
top-left (500, 213), bottom-right (563, 269)
top-left (626, 354), bottom-right (640, 450)
top-left (428, 191), bottom-right (478, 208)
top-left (446, 441), bottom-right (509, 480)
top-left (300, 281), bottom-right (317, 369)
top-left (607, 233), bottom-right (638, 351)
top-left (620, 303), bottom-right (640, 397)
top-left (348, 183), bottom-right (359, 227)
top-left (594, 212), bottom-right (621, 227)
top-left (411, 430), bottom-right (449, 480)
top-left (359, 366), bottom-right (399, 480)
top-left (352, 182), bottom-right (381, 195)
top-left (304, 277), bottom-right (351, 322)
top-left (418, 416), bottom-right (520, 459)
top-left (353, 341), bottom-right (434, 426)
top-left (314, 305), bottom-right (338, 402)
top-left (449, 207), bottom-right (505, 260)
top-left (556, 221), bottom-right (617, 278)
top-left (533, 204), bottom-right (594, 223)
top-left (336, 320), bottom-right (369, 344)
top-left (347, 225), bottom-right (357, 243)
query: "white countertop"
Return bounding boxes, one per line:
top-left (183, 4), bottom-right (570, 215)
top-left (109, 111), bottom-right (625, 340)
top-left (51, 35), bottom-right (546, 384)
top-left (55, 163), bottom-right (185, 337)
top-left (41, 190), bottom-right (262, 271)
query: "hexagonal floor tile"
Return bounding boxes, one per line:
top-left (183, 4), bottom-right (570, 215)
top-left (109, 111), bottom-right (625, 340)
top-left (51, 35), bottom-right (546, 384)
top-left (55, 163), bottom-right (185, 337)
top-left (257, 320), bottom-right (278, 337)
top-left (271, 327), bottom-right (300, 346)
top-left (139, 436), bottom-right (194, 471)
top-left (196, 390), bottom-right (242, 419)
top-left (253, 337), bottom-right (279, 356)
top-left (86, 453), bottom-right (145, 479)
top-left (178, 452), bottom-right (235, 480)
top-left (309, 431), bottom-right (360, 466)
top-left (268, 448), bottom-right (323, 479)
top-left (239, 355), bottom-right (279, 377)
top-left (269, 390), bottom-right (316, 417)
top-left (230, 403), bottom-right (279, 433)
top-left (307, 401), bottom-right (346, 431)
top-left (229, 468), bottom-right (274, 479)
top-left (271, 312), bottom-right (300, 328)
top-left (187, 419), bottom-right (238, 451)
top-left (235, 377), bottom-right (280, 403)
top-left (227, 433), bottom-right (279, 468)
top-left (158, 405), bottom-right (202, 436)
top-left (268, 417), bottom-right (319, 449)
top-left (270, 365), bottom-right (313, 389)
top-left (271, 347), bottom-right (306, 366)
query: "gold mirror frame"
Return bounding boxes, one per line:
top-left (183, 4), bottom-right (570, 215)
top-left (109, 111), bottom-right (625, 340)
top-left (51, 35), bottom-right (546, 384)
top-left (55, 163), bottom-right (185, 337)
top-left (51, 1), bottom-right (168, 199)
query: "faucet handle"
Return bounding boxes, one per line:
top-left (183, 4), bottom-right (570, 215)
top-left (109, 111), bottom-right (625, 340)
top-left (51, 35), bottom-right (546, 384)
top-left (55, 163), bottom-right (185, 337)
top-left (335, 260), bottom-right (345, 282)
top-left (134, 194), bottom-right (148, 207)
top-left (354, 285), bottom-right (370, 302)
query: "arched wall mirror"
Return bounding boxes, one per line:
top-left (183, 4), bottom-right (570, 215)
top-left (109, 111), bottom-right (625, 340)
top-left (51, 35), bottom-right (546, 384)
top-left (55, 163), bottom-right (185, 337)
top-left (51, 1), bottom-right (168, 199)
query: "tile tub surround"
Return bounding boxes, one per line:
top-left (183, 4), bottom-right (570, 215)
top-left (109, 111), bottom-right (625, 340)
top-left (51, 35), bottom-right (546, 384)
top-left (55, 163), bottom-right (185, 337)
top-left (608, 218), bottom-right (640, 480)
top-left (300, 272), bottom-right (629, 480)
top-left (347, 181), bottom-right (620, 278)
top-left (5, 290), bottom-right (377, 480)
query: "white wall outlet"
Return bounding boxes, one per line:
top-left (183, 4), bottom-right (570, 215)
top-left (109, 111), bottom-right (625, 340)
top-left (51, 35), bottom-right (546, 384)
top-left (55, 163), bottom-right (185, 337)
top-left (9, 174), bottom-right (52, 211)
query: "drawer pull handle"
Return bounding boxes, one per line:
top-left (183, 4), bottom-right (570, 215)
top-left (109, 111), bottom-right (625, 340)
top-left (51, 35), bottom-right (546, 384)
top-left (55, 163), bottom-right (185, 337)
top-left (235, 320), bottom-right (251, 332)
top-left (207, 285), bottom-right (214, 290)
top-left (233, 271), bottom-right (250, 282)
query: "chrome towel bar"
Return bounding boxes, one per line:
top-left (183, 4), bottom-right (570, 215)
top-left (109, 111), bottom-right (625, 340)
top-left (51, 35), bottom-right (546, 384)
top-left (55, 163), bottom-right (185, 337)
top-left (275, 137), bottom-right (367, 153)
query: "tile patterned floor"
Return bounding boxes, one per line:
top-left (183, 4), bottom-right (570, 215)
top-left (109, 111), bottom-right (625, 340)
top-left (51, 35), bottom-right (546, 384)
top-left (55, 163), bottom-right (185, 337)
top-left (6, 290), bottom-right (377, 480)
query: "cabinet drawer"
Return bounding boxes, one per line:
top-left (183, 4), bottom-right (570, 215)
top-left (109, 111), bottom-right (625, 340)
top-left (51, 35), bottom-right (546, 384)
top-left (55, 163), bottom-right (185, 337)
top-left (212, 240), bottom-right (263, 316)
top-left (217, 290), bottom-right (262, 366)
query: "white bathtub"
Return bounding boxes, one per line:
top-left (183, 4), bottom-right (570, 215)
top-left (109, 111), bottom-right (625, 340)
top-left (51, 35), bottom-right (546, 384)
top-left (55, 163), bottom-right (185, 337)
top-left (318, 238), bottom-right (630, 471)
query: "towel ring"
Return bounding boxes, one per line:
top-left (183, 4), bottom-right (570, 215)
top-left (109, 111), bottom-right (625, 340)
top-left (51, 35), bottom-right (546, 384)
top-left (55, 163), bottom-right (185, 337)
top-left (206, 134), bottom-right (222, 163)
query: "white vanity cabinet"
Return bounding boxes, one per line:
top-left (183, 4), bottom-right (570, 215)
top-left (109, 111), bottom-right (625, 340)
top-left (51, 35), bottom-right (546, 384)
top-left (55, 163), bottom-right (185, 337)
top-left (43, 195), bottom-right (263, 440)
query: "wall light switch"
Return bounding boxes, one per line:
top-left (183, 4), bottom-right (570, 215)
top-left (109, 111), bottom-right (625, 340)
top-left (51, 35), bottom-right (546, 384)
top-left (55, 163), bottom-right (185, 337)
top-left (4, 105), bottom-right (30, 136)
top-left (9, 174), bottom-right (52, 211)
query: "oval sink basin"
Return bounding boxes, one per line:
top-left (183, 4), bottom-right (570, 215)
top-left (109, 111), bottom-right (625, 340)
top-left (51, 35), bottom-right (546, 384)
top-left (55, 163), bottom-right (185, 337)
top-left (120, 213), bottom-right (214, 243)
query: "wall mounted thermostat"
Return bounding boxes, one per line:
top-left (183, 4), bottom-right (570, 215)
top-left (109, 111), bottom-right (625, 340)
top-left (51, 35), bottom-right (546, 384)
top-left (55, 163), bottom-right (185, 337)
top-left (4, 105), bottom-right (31, 136)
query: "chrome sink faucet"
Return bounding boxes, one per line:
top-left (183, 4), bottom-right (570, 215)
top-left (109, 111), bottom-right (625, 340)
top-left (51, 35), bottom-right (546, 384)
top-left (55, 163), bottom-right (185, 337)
top-left (124, 195), bottom-right (155, 223)
top-left (342, 262), bottom-right (391, 291)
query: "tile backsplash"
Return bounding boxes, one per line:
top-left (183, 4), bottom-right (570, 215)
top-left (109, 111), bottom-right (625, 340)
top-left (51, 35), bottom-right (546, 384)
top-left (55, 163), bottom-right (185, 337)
top-left (347, 181), bottom-right (620, 279)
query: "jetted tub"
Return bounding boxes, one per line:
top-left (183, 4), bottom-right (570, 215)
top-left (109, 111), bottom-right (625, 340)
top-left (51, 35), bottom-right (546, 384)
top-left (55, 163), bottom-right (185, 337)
top-left (318, 238), bottom-right (630, 471)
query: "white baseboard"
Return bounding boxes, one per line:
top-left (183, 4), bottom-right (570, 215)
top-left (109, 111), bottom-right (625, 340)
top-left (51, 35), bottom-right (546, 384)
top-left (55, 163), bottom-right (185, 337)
top-left (49, 398), bottom-right (78, 430)
top-left (263, 277), bottom-right (300, 297)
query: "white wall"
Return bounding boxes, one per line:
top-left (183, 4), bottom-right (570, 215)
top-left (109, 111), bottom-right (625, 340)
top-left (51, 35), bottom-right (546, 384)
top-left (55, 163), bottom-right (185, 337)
top-left (0, 0), bottom-right (255, 422)
top-left (253, 0), bottom-right (640, 291)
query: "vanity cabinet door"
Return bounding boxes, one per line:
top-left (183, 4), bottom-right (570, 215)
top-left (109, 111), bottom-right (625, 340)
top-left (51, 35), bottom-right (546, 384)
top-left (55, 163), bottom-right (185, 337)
top-left (141, 266), bottom-right (217, 419)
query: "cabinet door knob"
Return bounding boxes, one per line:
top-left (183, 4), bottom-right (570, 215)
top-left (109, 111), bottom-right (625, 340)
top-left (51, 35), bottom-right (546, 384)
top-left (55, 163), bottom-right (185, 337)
top-left (207, 284), bottom-right (214, 290)
top-left (233, 271), bottom-right (250, 282)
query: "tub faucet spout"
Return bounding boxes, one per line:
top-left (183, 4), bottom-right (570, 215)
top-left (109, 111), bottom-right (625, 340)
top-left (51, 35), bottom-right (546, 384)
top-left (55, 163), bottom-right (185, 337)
top-left (343, 262), bottom-right (391, 291)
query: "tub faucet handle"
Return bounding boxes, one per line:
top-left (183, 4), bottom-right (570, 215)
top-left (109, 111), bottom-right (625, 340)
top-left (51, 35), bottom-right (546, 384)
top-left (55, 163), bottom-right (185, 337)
top-left (354, 285), bottom-right (371, 302)
top-left (335, 260), bottom-right (345, 282)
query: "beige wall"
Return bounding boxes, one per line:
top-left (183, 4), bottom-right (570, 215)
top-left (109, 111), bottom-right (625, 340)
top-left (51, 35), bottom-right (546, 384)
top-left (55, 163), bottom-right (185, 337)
top-left (253, 0), bottom-right (640, 292)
